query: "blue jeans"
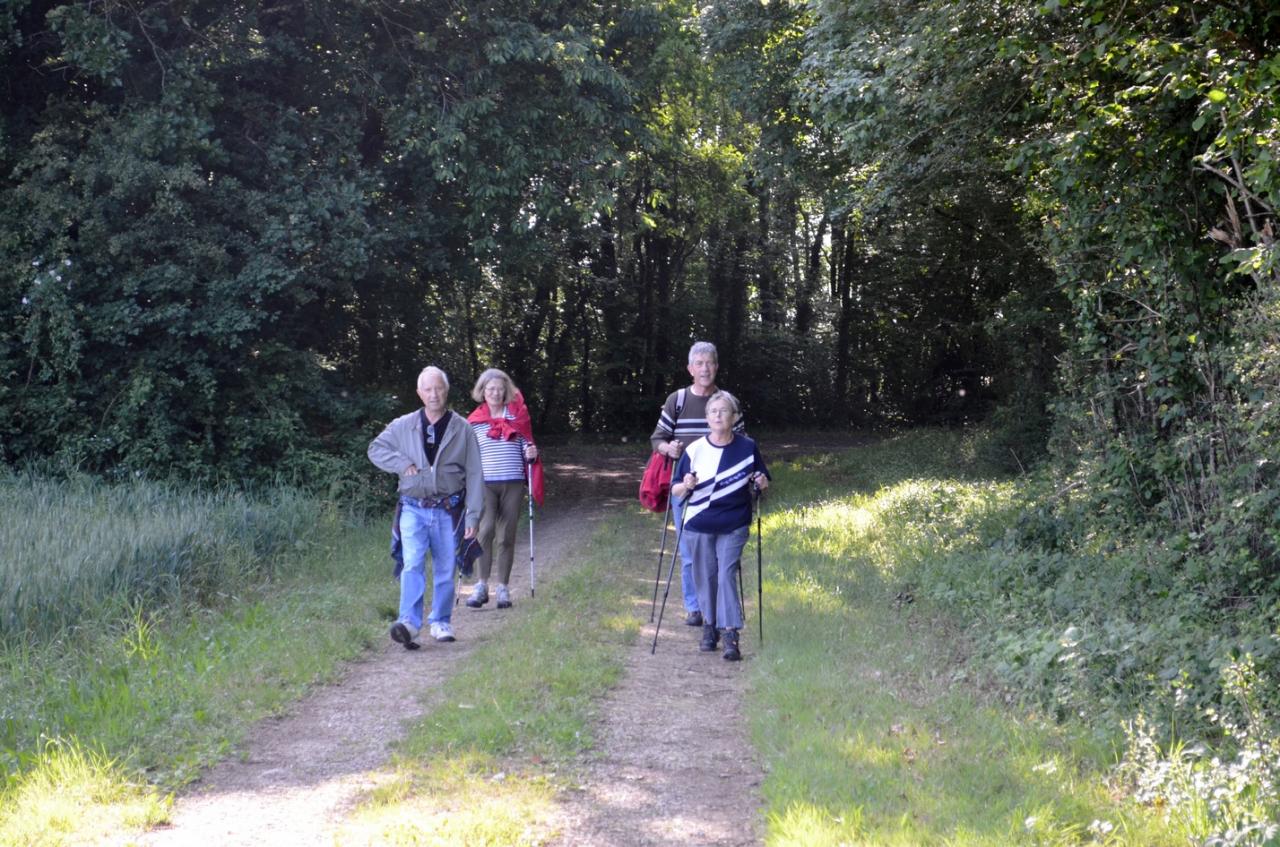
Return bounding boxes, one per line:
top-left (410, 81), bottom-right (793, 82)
top-left (397, 500), bottom-right (458, 629)
top-left (686, 526), bottom-right (750, 630)
top-left (672, 496), bottom-right (699, 613)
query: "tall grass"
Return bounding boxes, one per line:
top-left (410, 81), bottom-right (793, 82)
top-left (0, 470), bottom-right (390, 844)
top-left (0, 472), bottom-right (324, 640)
top-left (0, 518), bottom-right (392, 844)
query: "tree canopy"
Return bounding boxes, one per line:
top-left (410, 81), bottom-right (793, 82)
top-left (2, 0), bottom-right (1277, 543)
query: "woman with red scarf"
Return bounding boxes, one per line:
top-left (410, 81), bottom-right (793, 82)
top-left (465, 368), bottom-right (544, 609)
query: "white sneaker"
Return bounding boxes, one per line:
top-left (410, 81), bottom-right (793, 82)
top-left (429, 621), bottom-right (456, 642)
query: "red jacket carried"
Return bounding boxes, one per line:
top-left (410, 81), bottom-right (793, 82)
top-left (467, 391), bottom-right (545, 505)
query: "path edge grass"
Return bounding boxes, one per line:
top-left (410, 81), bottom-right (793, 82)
top-left (0, 520), bottom-right (394, 846)
top-left (337, 508), bottom-right (648, 845)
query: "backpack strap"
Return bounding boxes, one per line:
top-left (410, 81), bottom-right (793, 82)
top-left (674, 388), bottom-right (686, 422)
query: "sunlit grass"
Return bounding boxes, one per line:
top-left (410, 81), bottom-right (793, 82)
top-left (337, 753), bottom-right (557, 846)
top-left (0, 521), bottom-right (391, 844)
top-left (748, 431), bottom-right (1181, 846)
top-left (0, 737), bottom-right (170, 846)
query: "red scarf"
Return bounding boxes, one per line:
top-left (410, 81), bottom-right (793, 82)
top-left (467, 391), bottom-right (545, 505)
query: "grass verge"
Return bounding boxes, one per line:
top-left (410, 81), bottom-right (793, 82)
top-left (746, 431), bottom-right (1182, 846)
top-left (337, 511), bottom-right (645, 846)
top-left (0, 521), bottom-right (392, 845)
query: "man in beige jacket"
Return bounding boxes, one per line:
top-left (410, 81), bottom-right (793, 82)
top-left (368, 366), bottom-right (485, 646)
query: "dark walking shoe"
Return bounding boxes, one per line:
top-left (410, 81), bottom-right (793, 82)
top-left (721, 628), bottom-right (741, 661)
top-left (390, 620), bottom-right (421, 650)
top-left (684, 610), bottom-right (703, 627)
top-left (699, 624), bottom-right (719, 652)
top-left (466, 582), bottom-right (489, 608)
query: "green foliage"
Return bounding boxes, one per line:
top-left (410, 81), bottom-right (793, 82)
top-left (0, 0), bottom-right (659, 476)
top-left (1121, 659), bottom-right (1280, 846)
top-left (792, 0), bottom-right (1065, 429)
top-left (1013, 1), bottom-right (1280, 544)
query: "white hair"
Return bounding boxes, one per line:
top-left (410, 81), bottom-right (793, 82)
top-left (416, 365), bottom-right (450, 391)
top-left (688, 341), bottom-right (718, 365)
top-left (707, 390), bottom-right (741, 423)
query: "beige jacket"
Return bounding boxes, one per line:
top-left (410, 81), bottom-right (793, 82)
top-left (367, 409), bottom-right (485, 530)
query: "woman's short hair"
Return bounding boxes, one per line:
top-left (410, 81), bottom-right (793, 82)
top-left (688, 341), bottom-right (718, 364)
top-left (471, 368), bottom-right (517, 404)
top-left (707, 390), bottom-right (741, 422)
top-left (417, 365), bottom-right (449, 391)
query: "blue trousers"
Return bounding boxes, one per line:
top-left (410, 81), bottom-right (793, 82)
top-left (397, 501), bottom-right (458, 629)
top-left (672, 496), bottom-right (699, 613)
top-left (686, 526), bottom-right (749, 630)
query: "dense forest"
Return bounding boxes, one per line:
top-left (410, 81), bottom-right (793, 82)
top-left (1, 0), bottom-right (1273, 484)
top-left (2, 0), bottom-right (1277, 535)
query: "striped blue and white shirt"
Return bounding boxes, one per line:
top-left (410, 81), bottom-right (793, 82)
top-left (472, 409), bottom-right (528, 483)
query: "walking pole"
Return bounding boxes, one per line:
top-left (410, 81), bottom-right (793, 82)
top-left (648, 392), bottom-right (686, 621)
top-left (527, 458), bottom-right (536, 598)
top-left (754, 482), bottom-right (764, 646)
top-left (452, 507), bottom-right (465, 607)
top-left (649, 457), bottom-right (677, 621)
top-left (738, 557), bottom-right (747, 626)
top-left (651, 490), bottom-right (691, 655)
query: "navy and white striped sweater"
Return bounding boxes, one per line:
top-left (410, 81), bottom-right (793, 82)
top-left (674, 434), bottom-right (769, 534)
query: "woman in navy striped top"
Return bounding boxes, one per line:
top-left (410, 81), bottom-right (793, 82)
top-left (671, 390), bottom-right (769, 661)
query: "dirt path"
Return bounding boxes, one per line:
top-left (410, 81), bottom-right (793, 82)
top-left (135, 457), bottom-right (627, 846)
top-left (136, 433), bottom-right (864, 846)
top-left (546, 434), bottom-right (866, 846)
top-left (547, 588), bottom-right (765, 846)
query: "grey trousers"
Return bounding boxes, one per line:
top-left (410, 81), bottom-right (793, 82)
top-left (686, 526), bottom-right (750, 630)
top-left (477, 481), bottom-right (524, 583)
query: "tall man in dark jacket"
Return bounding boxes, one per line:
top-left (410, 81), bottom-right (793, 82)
top-left (369, 366), bottom-right (485, 646)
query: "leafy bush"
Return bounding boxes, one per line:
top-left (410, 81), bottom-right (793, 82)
top-left (815, 430), bottom-right (1280, 839)
top-left (1121, 658), bottom-right (1280, 846)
